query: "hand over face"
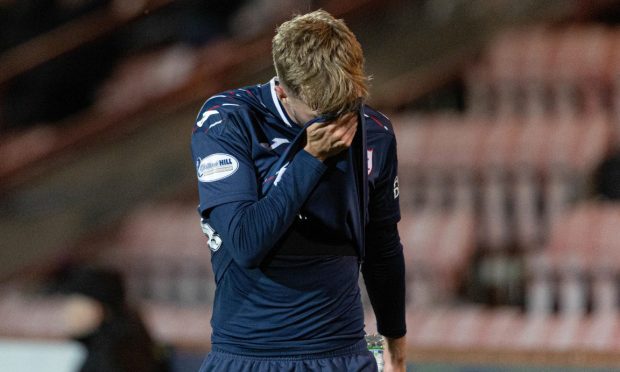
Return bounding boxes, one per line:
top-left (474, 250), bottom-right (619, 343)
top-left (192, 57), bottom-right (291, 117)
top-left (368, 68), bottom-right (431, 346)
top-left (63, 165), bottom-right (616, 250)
top-left (304, 113), bottom-right (358, 162)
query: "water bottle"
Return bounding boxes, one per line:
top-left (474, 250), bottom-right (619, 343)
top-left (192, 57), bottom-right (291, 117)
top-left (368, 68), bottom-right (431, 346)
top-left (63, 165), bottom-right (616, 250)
top-left (365, 333), bottom-right (384, 372)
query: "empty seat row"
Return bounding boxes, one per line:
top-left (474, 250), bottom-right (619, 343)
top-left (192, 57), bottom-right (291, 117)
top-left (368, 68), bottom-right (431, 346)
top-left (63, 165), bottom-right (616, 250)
top-left (527, 202), bottom-right (620, 316)
top-left (394, 114), bottom-right (610, 174)
top-left (393, 114), bottom-right (610, 250)
top-left (465, 26), bottom-right (620, 139)
top-left (398, 210), bottom-right (476, 308)
top-left (405, 306), bottom-right (620, 355)
top-left (108, 204), bottom-right (478, 310)
top-left (0, 285), bottom-right (214, 350)
top-left (98, 203), bottom-right (215, 306)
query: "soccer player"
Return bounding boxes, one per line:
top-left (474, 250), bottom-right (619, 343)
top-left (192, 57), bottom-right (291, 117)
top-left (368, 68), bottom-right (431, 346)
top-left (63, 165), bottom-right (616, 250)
top-left (191, 9), bottom-right (406, 372)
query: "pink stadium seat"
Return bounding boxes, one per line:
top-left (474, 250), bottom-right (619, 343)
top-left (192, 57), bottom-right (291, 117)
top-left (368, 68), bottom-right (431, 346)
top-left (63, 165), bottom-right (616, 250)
top-left (488, 30), bottom-right (527, 117)
top-left (406, 307), bottom-right (450, 348)
top-left (513, 314), bottom-right (556, 350)
top-left (554, 207), bottom-right (592, 316)
top-left (99, 204), bottom-right (214, 306)
top-left (526, 203), bottom-right (620, 317)
top-left (525, 252), bottom-right (554, 315)
top-left (392, 117), bottom-right (432, 208)
top-left (141, 301), bottom-right (212, 349)
top-left (477, 307), bottom-right (522, 349)
top-left (513, 169), bottom-right (541, 247)
top-left (464, 63), bottom-right (492, 115)
top-left (522, 28), bottom-right (556, 116)
top-left (578, 314), bottom-right (620, 351)
top-left (466, 26), bottom-right (620, 127)
top-left (394, 108), bottom-right (611, 255)
top-left (544, 315), bottom-right (588, 351)
top-left (404, 307), bottom-right (620, 362)
top-left (0, 289), bottom-right (81, 339)
top-left (579, 28), bottom-right (610, 114)
top-left (573, 114), bottom-right (611, 173)
top-left (441, 307), bottom-right (486, 348)
top-left (399, 210), bottom-right (476, 307)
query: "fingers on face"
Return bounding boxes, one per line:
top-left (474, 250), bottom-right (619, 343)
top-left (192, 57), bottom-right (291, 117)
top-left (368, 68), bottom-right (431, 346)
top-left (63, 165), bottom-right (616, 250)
top-left (307, 123), bottom-right (328, 138)
top-left (326, 114), bottom-right (356, 147)
top-left (344, 119), bottom-right (358, 138)
top-left (307, 112), bottom-right (358, 151)
top-left (332, 123), bottom-right (349, 138)
top-left (341, 131), bottom-right (355, 147)
top-left (332, 114), bottom-right (357, 132)
top-left (308, 122), bottom-right (328, 132)
top-left (332, 140), bottom-right (346, 149)
top-left (341, 112), bottom-right (356, 121)
top-left (344, 113), bottom-right (358, 126)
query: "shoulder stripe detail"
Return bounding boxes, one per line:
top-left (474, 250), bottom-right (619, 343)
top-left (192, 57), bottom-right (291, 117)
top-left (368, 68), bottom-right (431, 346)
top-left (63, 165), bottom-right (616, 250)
top-left (368, 114), bottom-right (389, 131)
top-left (207, 95), bottom-right (227, 101)
top-left (197, 110), bottom-right (220, 127)
top-left (208, 120), bottom-right (223, 128)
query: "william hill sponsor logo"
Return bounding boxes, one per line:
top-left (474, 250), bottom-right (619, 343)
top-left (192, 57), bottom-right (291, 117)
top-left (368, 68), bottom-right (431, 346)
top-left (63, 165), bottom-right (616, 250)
top-left (197, 153), bottom-right (239, 182)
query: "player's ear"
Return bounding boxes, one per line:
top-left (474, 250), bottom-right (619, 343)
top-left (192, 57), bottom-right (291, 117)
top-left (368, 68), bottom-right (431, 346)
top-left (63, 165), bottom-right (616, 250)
top-left (274, 84), bottom-right (288, 100)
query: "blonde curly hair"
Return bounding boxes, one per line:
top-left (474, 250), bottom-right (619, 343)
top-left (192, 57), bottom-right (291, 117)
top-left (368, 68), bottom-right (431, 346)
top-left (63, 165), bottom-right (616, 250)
top-left (272, 9), bottom-right (369, 117)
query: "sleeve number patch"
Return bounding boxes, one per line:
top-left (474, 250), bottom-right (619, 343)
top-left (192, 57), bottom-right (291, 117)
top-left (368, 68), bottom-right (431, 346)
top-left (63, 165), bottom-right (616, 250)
top-left (393, 176), bottom-right (399, 199)
top-left (200, 219), bottom-right (222, 251)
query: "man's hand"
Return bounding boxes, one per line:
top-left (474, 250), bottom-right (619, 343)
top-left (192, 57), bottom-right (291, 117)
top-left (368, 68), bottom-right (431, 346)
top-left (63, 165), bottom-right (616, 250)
top-left (304, 113), bottom-right (357, 162)
top-left (384, 336), bottom-right (406, 372)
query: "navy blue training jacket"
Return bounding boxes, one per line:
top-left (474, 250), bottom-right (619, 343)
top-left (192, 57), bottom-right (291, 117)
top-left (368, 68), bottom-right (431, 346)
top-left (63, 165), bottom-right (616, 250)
top-left (191, 78), bottom-right (406, 356)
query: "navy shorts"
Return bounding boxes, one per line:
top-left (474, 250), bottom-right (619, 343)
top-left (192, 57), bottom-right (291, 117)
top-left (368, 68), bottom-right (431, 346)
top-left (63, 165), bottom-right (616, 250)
top-left (198, 339), bottom-right (378, 372)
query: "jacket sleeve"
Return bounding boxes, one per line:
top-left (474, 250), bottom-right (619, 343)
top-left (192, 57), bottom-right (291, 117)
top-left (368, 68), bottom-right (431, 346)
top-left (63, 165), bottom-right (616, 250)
top-left (362, 133), bottom-right (406, 338)
top-left (362, 223), bottom-right (406, 338)
top-left (191, 112), bottom-right (327, 268)
top-left (207, 149), bottom-right (326, 268)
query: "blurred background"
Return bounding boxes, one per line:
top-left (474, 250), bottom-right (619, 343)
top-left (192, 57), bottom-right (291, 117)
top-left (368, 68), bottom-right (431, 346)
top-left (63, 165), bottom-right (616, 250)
top-left (2, 0), bottom-right (620, 371)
